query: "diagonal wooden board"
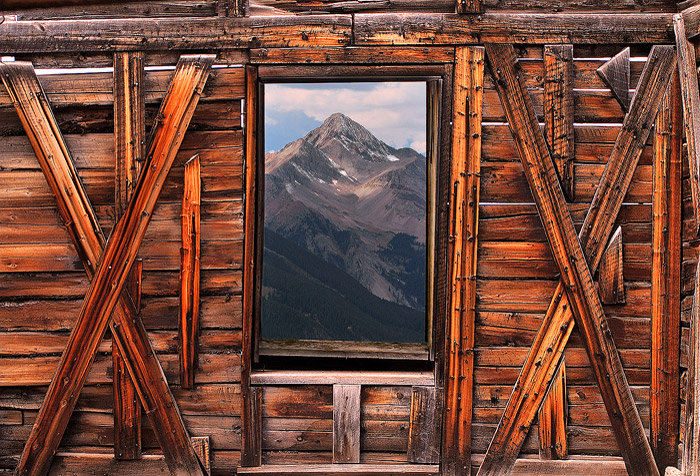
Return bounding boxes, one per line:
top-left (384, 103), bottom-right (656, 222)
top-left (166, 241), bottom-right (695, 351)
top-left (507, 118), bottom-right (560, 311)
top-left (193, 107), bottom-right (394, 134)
top-left (477, 43), bottom-right (676, 476)
top-left (597, 47), bottom-right (631, 112)
top-left (1, 55), bottom-right (215, 476)
top-left (475, 43), bottom-right (676, 475)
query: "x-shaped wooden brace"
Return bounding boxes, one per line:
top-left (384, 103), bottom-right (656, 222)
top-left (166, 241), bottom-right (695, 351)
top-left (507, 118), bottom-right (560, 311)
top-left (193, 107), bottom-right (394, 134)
top-left (476, 44), bottom-right (676, 476)
top-left (0, 54), bottom-right (215, 476)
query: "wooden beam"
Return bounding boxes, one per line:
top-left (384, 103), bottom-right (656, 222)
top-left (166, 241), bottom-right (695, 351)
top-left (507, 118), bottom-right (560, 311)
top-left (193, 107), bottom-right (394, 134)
top-left (543, 44), bottom-right (574, 201)
top-left (682, 4), bottom-right (700, 39)
top-left (475, 44), bottom-right (676, 476)
top-left (538, 361), bottom-right (567, 460)
top-left (650, 68), bottom-right (682, 471)
top-left (6, 55), bottom-right (214, 476)
top-left (113, 50), bottom-right (145, 462)
top-left (238, 465), bottom-right (439, 475)
top-left (596, 47), bottom-right (631, 113)
top-left (353, 13), bottom-right (674, 46)
top-left (333, 384), bottom-right (361, 464)
top-left (408, 386), bottom-right (440, 464)
top-left (598, 226), bottom-right (625, 305)
top-left (180, 154), bottom-right (201, 389)
top-left (241, 64), bottom-right (260, 468)
top-left (674, 14), bottom-right (700, 236)
top-left (480, 42), bottom-right (671, 476)
top-left (442, 45), bottom-right (484, 476)
top-left (0, 16), bottom-right (352, 53)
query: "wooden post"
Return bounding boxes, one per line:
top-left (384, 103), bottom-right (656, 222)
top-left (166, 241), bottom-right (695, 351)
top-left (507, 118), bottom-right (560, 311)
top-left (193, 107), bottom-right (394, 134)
top-left (113, 50), bottom-right (145, 461)
top-left (674, 14), bottom-right (700, 236)
top-left (543, 44), bottom-right (574, 201)
top-left (180, 154), bottom-right (201, 389)
top-left (442, 45), bottom-right (484, 476)
top-left (479, 43), bottom-right (672, 476)
top-left (333, 385), bottom-right (361, 464)
top-left (538, 361), bottom-right (567, 460)
top-left (241, 64), bottom-right (261, 468)
top-left (5, 55), bottom-right (215, 476)
top-left (476, 44), bottom-right (677, 476)
top-left (408, 386), bottom-right (440, 464)
top-left (651, 68), bottom-right (682, 471)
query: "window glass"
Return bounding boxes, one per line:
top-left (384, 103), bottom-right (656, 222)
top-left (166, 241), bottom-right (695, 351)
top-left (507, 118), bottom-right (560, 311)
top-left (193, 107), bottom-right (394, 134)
top-left (261, 82), bottom-right (427, 344)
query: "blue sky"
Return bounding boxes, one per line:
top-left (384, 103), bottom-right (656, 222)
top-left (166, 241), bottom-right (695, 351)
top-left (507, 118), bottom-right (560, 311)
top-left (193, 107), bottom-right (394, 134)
top-left (264, 82), bottom-right (426, 154)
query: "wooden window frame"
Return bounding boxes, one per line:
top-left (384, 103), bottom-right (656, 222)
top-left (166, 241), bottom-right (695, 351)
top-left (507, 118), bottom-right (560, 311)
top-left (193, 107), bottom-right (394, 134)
top-left (246, 64), bottom-right (451, 364)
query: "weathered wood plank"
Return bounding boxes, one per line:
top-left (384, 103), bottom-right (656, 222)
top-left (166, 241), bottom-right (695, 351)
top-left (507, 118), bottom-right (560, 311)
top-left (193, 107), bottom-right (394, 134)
top-left (241, 64), bottom-right (260, 468)
top-left (218, 0), bottom-right (247, 16)
top-left (191, 436), bottom-right (211, 475)
top-left (674, 14), bottom-right (700, 236)
top-left (333, 385), bottom-right (361, 464)
top-left (650, 69), bottom-right (682, 471)
top-left (543, 44), bottom-right (574, 201)
top-left (249, 47), bottom-right (455, 64)
top-left (442, 45), bottom-right (483, 476)
top-left (0, 16), bottom-right (352, 53)
top-left (6, 55), bottom-right (214, 476)
top-left (475, 43), bottom-right (675, 476)
top-left (598, 226), bottom-right (626, 305)
top-left (251, 370), bottom-right (433, 386)
top-left (238, 464), bottom-right (438, 475)
top-left (456, 0), bottom-right (483, 13)
top-left (537, 361), bottom-right (568, 460)
top-left (112, 50), bottom-right (145, 462)
top-left (353, 13), bottom-right (674, 45)
top-left (479, 43), bottom-right (671, 476)
top-left (596, 47), bottom-right (631, 113)
top-left (408, 386), bottom-right (439, 464)
top-left (683, 260), bottom-right (700, 475)
top-left (180, 154), bottom-right (201, 389)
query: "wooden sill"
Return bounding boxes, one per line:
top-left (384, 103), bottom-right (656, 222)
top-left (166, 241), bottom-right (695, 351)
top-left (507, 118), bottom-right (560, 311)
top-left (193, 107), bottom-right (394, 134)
top-left (237, 464), bottom-right (439, 475)
top-left (259, 339), bottom-right (430, 361)
top-left (250, 370), bottom-right (434, 386)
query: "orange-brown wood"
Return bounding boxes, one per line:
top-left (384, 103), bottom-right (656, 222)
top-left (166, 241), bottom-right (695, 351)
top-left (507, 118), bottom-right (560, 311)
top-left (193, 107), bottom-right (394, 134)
top-left (442, 45), bottom-right (484, 476)
top-left (113, 50), bottom-right (145, 461)
top-left (242, 64), bottom-right (261, 468)
top-left (475, 44), bottom-right (676, 476)
top-left (538, 361), bottom-right (567, 460)
top-left (650, 68), bottom-right (682, 471)
top-left (180, 154), bottom-right (201, 389)
top-left (479, 43), bottom-right (673, 476)
top-left (543, 44), bottom-right (574, 201)
top-left (456, 0), bottom-right (483, 13)
top-left (3, 55), bottom-right (214, 476)
top-left (598, 226), bottom-right (625, 305)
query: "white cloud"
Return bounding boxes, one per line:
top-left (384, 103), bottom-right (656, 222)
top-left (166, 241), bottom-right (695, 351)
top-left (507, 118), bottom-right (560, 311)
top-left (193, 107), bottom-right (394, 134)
top-left (265, 82), bottom-right (426, 154)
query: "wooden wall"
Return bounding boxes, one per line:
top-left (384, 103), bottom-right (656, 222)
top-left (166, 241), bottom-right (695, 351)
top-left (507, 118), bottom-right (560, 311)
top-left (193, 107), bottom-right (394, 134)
top-left (0, 57), bottom-right (246, 475)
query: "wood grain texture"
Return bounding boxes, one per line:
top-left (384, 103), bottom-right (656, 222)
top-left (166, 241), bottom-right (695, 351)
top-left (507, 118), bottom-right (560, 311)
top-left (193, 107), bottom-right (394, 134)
top-left (442, 45), bottom-right (484, 476)
top-left (191, 436), bottom-right (211, 475)
top-left (475, 44), bottom-right (676, 476)
top-left (113, 50), bottom-right (145, 462)
top-left (479, 43), bottom-right (672, 476)
top-left (241, 64), bottom-right (260, 468)
top-left (4, 55), bottom-right (214, 476)
top-left (353, 13), bottom-right (674, 45)
top-left (674, 14), bottom-right (700, 236)
top-left (684, 261), bottom-right (700, 475)
top-left (249, 47), bottom-right (455, 64)
top-left (0, 16), bottom-right (352, 53)
top-left (456, 0), bottom-right (484, 13)
top-left (408, 386), bottom-right (439, 464)
top-left (180, 154), bottom-right (202, 389)
top-left (596, 47), bottom-right (631, 113)
top-left (538, 361), bottom-right (567, 460)
top-left (598, 226), bottom-right (625, 305)
top-left (238, 464), bottom-right (438, 475)
top-left (333, 385), bottom-right (361, 464)
top-left (650, 69), bottom-right (682, 472)
top-left (544, 44), bottom-right (574, 201)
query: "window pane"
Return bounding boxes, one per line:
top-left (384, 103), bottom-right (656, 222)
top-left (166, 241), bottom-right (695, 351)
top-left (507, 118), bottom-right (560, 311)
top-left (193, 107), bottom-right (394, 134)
top-left (262, 82), bottom-right (427, 344)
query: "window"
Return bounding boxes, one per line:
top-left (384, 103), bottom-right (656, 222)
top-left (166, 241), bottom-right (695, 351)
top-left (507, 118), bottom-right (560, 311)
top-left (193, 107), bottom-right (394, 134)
top-left (252, 66), bottom-right (446, 362)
